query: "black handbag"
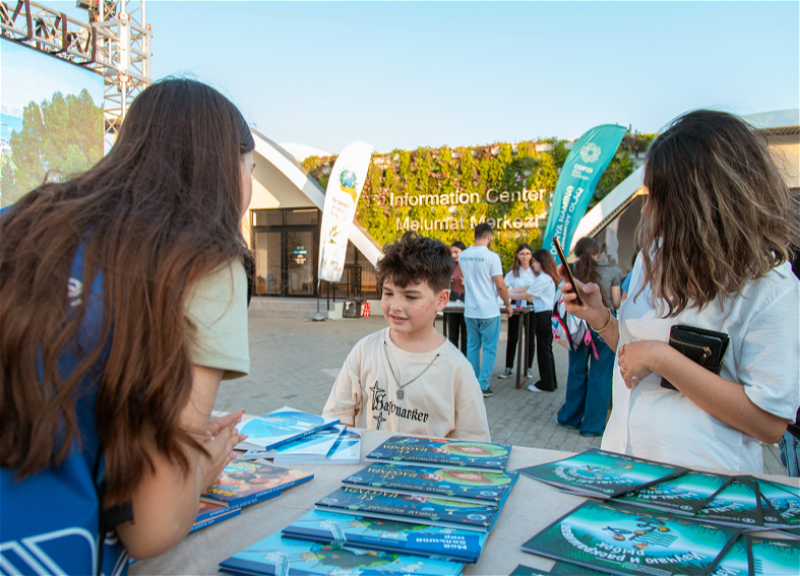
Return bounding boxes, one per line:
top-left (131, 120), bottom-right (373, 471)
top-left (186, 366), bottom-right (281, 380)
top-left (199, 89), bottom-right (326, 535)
top-left (661, 324), bottom-right (730, 390)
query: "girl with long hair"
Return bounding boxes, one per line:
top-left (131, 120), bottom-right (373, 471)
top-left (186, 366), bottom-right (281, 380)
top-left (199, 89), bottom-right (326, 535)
top-left (499, 243), bottom-right (536, 379)
top-left (522, 249), bottom-right (559, 392)
top-left (556, 237), bottom-right (621, 435)
top-left (558, 110), bottom-right (800, 472)
top-left (1, 79), bottom-right (254, 569)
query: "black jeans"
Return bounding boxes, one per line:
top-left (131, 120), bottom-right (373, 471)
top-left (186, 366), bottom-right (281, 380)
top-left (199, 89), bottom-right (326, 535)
top-left (447, 293), bottom-right (467, 355)
top-left (533, 310), bottom-right (558, 391)
top-left (505, 308), bottom-right (534, 370)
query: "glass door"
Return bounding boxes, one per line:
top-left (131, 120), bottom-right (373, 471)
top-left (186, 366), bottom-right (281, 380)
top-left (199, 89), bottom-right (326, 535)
top-left (286, 230), bottom-right (315, 296)
top-left (254, 231), bottom-right (282, 295)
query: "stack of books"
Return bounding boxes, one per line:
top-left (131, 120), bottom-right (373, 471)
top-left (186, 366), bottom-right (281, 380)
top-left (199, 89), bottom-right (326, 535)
top-left (236, 406), bottom-right (341, 452)
top-left (514, 448), bottom-right (800, 575)
top-left (218, 436), bottom-right (519, 576)
top-left (243, 425), bottom-right (363, 465)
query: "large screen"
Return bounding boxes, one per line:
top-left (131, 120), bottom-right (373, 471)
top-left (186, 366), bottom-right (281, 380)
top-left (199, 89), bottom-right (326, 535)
top-left (1, 38), bottom-right (104, 207)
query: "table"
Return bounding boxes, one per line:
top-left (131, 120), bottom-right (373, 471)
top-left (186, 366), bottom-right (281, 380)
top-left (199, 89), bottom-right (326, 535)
top-left (440, 305), bottom-right (534, 389)
top-left (130, 431), bottom-right (800, 576)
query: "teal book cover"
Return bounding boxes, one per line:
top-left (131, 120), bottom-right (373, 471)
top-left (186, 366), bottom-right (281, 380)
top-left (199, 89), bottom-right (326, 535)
top-left (694, 480), bottom-right (763, 529)
top-left (282, 510), bottom-right (487, 563)
top-left (517, 448), bottom-right (690, 498)
top-left (238, 407), bottom-right (339, 451)
top-left (615, 472), bottom-right (732, 515)
top-left (710, 535), bottom-right (748, 576)
top-left (219, 531), bottom-right (465, 575)
top-left (343, 462), bottom-right (518, 505)
top-left (520, 501), bottom-right (741, 576)
top-left (509, 566), bottom-right (550, 576)
top-left (746, 536), bottom-right (800, 576)
top-left (745, 479), bottom-right (799, 528)
top-left (551, 560), bottom-right (609, 574)
top-left (366, 436), bottom-right (511, 472)
top-left (315, 487), bottom-right (500, 532)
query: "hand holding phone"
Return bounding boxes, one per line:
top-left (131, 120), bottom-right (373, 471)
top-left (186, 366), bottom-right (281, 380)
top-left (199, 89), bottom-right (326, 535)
top-left (553, 237), bottom-right (584, 307)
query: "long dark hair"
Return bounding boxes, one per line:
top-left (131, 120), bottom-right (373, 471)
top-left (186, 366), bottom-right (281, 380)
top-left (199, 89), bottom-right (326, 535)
top-left (573, 237), bottom-right (606, 305)
top-left (0, 79), bottom-right (254, 504)
top-left (511, 243), bottom-right (533, 277)
top-left (636, 109), bottom-right (800, 316)
top-left (532, 249), bottom-right (559, 284)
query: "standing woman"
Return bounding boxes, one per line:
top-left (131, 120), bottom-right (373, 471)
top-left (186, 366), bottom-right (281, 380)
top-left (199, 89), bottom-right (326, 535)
top-left (557, 237), bottom-right (621, 437)
top-left (499, 243), bottom-right (536, 379)
top-left (524, 249), bottom-right (559, 392)
top-left (1, 79), bottom-right (253, 572)
top-left (558, 110), bottom-right (799, 472)
top-left (447, 241), bottom-right (468, 354)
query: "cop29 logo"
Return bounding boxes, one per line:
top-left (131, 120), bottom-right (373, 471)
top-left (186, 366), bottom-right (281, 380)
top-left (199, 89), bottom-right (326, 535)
top-left (579, 143), bottom-right (601, 163)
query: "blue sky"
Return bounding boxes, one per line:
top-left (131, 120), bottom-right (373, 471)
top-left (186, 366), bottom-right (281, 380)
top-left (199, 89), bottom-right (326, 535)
top-left (37, 2), bottom-right (800, 153)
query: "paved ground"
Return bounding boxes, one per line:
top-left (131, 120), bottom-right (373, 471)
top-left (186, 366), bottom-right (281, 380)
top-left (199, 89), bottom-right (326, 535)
top-left (216, 314), bottom-right (788, 476)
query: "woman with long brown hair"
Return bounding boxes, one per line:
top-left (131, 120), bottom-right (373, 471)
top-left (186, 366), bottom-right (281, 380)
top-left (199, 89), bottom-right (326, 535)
top-left (499, 243), bottom-right (536, 379)
top-left (556, 237), bottom-right (621, 435)
top-left (558, 109), bottom-right (800, 472)
top-left (1, 79), bottom-right (253, 571)
top-left (523, 249), bottom-right (559, 392)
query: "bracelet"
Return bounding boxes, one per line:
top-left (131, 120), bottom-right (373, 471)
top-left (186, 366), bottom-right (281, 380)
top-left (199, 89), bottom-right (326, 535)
top-left (590, 307), bottom-right (613, 334)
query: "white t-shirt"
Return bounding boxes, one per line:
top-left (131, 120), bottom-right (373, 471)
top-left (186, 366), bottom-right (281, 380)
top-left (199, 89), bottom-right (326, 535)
top-left (322, 328), bottom-right (491, 441)
top-left (504, 267), bottom-right (536, 292)
top-left (603, 256), bottom-right (800, 473)
top-left (528, 274), bottom-right (557, 313)
top-left (459, 246), bottom-right (504, 319)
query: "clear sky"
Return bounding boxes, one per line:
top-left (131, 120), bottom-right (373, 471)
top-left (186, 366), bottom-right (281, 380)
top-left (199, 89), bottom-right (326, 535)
top-left (46, 1), bottom-right (799, 154)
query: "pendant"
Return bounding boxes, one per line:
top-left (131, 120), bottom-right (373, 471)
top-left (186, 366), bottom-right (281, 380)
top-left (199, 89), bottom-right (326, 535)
top-left (396, 389), bottom-right (404, 400)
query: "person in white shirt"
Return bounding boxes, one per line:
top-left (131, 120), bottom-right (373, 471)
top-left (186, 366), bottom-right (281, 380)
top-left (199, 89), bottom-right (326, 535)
top-left (557, 109), bottom-right (800, 473)
top-left (499, 243), bottom-right (536, 380)
top-left (521, 249), bottom-right (559, 393)
top-left (323, 232), bottom-right (491, 441)
top-left (457, 224), bottom-right (514, 398)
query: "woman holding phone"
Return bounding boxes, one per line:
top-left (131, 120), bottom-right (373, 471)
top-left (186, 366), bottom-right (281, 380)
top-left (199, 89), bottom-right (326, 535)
top-left (558, 110), bottom-right (800, 473)
top-left (1, 79), bottom-right (253, 571)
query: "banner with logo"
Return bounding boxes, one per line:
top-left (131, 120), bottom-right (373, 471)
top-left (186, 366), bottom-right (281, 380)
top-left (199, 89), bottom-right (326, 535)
top-left (542, 124), bottom-right (627, 259)
top-left (318, 141), bottom-right (373, 283)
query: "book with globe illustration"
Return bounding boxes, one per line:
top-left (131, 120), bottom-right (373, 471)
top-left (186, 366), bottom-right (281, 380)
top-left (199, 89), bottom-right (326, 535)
top-left (218, 531), bottom-right (465, 576)
top-left (710, 535), bottom-right (748, 576)
top-left (520, 500), bottom-right (741, 576)
top-left (315, 486), bottom-right (501, 532)
top-left (743, 478), bottom-right (800, 529)
top-left (342, 462), bottom-right (519, 506)
top-left (201, 460), bottom-right (313, 510)
top-left (242, 426), bottom-right (344, 463)
top-left (517, 448), bottom-right (690, 499)
top-left (237, 406), bottom-right (339, 451)
top-left (746, 536), bottom-right (800, 576)
top-left (366, 436), bottom-right (512, 472)
top-left (693, 479), bottom-right (763, 529)
top-left (614, 471), bottom-right (733, 515)
top-left (281, 509), bottom-right (488, 563)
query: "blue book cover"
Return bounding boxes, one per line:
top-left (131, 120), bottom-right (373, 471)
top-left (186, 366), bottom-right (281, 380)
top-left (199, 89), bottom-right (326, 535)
top-left (218, 531), bottom-right (465, 575)
top-left (517, 448), bottom-right (690, 499)
top-left (243, 427), bottom-right (344, 463)
top-left (327, 427), bottom-right (362, 464)
top-left (196, 500), bottom-right (236, 523)
top-left (521, 501), bottom-right (741, 576)
top-left (343, 462), bottom-right (519, 505)
top-left (615, 471), bottom-right (733, 515)
top-left (744, 478), bottom-right (800, 528)
top-left (746, 536), bottom-right (800, 576)
top-left (366, 436), bottom-right (511, 472)
top-left (202, 460), bottom-right (313, 510)
top-left (190, 506), bottom-right (241, 533)
top-left (315, 487), bottom-right (500, 532)
top-left (239, 407), bottom-right (339, 451)
top-left (711, 535), bottom-right (748, 576)
top-left (281, 510), bottom-right (488, 564)
top-left (694, 479), bottom-right (763, 529)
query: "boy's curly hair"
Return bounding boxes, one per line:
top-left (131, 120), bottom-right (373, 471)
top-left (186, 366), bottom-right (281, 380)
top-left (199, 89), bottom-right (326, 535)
top-left (377, 232), bottom-right (455, 293)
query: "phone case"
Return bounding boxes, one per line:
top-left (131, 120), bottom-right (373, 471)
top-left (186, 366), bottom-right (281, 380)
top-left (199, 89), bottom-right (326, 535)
top-left (661, 325), bottom-right (730, 390)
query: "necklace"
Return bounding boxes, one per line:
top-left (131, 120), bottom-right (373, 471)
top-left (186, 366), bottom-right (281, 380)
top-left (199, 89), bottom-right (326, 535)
top-left (382, 340), bottom-right (440, 400)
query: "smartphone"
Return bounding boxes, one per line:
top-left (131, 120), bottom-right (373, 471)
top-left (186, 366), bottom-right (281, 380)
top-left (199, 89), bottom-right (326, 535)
top-left (552, 237), bottom-right (584, 306)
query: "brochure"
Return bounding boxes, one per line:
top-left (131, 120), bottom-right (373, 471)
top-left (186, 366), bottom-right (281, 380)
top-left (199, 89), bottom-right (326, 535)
top-left (315, 487), bottom-right (501, 532)
top-left (342, 462), bottom-right (519, 505)
top-left (218, 531), bottom-right (465, 576)
top-left (551, 560), bottom-right (611, 575)
top-left (327, 427), bottom-right (362, 464)
top-left (517, 448), bottom-right (690, 499)
top-left (509, 566), bottom-right (550, 576)
top-left (746, 536), bottom-right (800, 576)
top-left (242, 426), bottom-right (344, 463)
top-left (744, 479), bottom-right (800, 528)
top-left (614, 471), bottom-right (733, 515)
top-left (710, 535), bottom-right (748, 576)
top-left (366, 436), bottom-right (511, 472)
top-left (202, 460), bottom-right (313, 510)
top-left (237, 407), bottom-right (339, 451)
top-left (282, 510), bottom-right (487, 563)
top-left (694, 479), bottom-right (763, 529)
top-left (520, 500), bottom-right (741, 576)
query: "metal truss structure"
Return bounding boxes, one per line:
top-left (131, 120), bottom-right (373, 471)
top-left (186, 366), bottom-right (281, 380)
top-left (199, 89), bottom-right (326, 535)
top-left (0, 0), bottom-right (152, 146)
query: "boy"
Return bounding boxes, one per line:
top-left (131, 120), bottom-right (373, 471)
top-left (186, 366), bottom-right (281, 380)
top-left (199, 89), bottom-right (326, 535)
top-left (322, 232), bottom-right (491, 441)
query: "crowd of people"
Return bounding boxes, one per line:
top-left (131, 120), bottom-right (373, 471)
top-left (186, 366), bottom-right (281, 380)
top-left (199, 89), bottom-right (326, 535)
top-left (1, 78), bottom-right (798, 574)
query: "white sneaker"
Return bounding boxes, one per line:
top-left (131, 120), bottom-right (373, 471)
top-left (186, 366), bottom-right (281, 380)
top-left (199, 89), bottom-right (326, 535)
top-left (527, 384), bottom-right (543, 392)
top-left (498, 368), bottom-right (513, 379)
top-left (526, 368), bottom-right (534, 379)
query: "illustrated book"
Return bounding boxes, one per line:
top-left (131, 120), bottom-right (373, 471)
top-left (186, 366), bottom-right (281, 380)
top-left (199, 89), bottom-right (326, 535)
top-left (746, 536), bottom-right (800, 576)
top-left (366, 436), bottom-right (511, 472)
top-left (693, 479), bottom-right (763, 529)
top-left (614, 471), bottom-right (733, 515)
top-left (201, 460), bottom-right (313, 510)
top-left (237, 407), bottom-right (339, 451)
